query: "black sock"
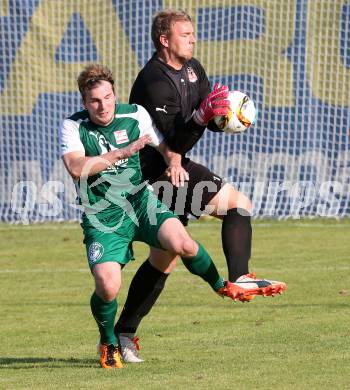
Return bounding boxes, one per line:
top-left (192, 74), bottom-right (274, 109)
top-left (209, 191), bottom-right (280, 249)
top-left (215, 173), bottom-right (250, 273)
top-left (115, 259), bottom-right (169, 335)
top-left (221, 208), bottom-right (252, 281)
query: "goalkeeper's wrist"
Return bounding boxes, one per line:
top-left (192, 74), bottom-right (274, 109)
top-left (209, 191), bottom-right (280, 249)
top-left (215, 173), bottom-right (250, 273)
top-left (192, 109), bottom-right (208, 126)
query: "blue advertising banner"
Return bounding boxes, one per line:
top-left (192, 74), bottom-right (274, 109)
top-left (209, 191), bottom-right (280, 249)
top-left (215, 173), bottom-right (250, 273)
top-left (0, 1), bottom-right (349, 222)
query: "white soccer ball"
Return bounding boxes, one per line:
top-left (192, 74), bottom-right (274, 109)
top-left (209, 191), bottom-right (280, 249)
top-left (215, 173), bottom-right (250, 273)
top-left (214, 90), bottom-right (257, 134)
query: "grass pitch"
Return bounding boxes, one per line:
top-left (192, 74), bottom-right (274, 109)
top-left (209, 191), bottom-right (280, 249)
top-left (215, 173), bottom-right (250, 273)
top-left (0, 219), bottom-right (349, 389)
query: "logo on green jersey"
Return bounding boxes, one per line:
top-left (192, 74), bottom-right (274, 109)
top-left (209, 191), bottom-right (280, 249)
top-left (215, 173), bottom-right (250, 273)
top-left (114, 129), bottom-right (129, 144)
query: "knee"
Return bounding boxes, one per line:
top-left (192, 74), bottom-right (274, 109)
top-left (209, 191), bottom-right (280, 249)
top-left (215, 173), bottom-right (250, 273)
top-left (218, 184), bottom-right (253, 215)
top-left (93, 263), bottom-right (121, 301)
top-left (241, 197), bottom-right (252, 215)
top-left (176, 238), bottom-right (197, 258)
top-left (95, 277), bottom-right (121, 302)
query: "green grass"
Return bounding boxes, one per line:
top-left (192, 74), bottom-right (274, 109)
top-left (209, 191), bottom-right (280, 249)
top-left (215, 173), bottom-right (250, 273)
top-left (0, 219), bottom-right (349, 389)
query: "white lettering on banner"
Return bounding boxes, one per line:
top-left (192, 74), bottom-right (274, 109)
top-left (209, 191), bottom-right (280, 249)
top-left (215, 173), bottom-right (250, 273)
top-left (4, 151), bottom-right (350, 222)
top-left (208, 150), bottom-right (349, 217)
top-left (11, 181), bottom-right (37, 224)
top-left (317, 181), bottom-right (343, 217)
top-left (211, 150), bottom-right (332, 183)
top-left (1, 160), bottom-right (43, 203)
top-left (289, 181), bottom-right (318, 218)
top-left (6, 160), bottom-right (74, 222)
top-left (38, 181), bottom-right (64, 217)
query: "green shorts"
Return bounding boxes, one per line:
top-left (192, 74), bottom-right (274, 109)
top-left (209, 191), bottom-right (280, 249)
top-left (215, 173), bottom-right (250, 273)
top-left (81, 189), bottom-right (177, 268)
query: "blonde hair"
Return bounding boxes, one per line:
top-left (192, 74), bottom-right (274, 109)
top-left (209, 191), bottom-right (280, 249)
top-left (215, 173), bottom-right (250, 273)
top-left (151, 9), bottom-right (192, 51)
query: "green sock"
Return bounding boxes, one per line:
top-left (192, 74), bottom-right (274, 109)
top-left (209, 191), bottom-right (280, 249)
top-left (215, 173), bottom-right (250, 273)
top-left (182, 242), bottom-right (225, 291)
top-left (90, 291), bottom-right (118, 346)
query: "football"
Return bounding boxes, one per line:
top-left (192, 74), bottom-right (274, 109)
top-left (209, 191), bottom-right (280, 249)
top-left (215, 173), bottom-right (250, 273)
top-left (214, 90), bottom-right (257, 134)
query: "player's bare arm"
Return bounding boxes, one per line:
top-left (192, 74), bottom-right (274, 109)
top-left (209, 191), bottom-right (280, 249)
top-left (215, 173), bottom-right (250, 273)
top-left (62, 134), bottom-right (151, 179)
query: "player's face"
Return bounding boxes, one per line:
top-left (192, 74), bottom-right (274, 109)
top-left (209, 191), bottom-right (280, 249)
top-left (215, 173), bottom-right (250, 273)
top-left (83, 80), bottom-right (116, 126)
top-left (167, 21), bottom-right (195, 65)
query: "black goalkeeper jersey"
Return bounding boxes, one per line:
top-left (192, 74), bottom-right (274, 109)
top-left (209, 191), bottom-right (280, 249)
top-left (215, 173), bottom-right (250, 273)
top-left (129, 53), bottom-right (214, 182)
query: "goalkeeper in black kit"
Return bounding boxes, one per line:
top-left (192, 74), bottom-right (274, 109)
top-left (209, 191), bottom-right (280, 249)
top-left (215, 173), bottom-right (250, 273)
top-left (115, 9), bottom-right (287, 363)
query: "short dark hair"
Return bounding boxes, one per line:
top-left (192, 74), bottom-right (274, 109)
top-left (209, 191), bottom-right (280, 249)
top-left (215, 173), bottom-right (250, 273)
top-left (151, 9), bottom-right (192, 51)
top-left (77, 64), bottom-right (115, 100)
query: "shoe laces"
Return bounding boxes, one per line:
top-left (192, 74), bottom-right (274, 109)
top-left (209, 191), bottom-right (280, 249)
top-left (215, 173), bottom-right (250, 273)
top-left (237, 272), bottom-right (256, 281)
top-left (105, 344), bottom-right (118, 365)
top-left (131, 336), bottom-right (141, 351)
top-left (120, 335), bottom-right (141, 353)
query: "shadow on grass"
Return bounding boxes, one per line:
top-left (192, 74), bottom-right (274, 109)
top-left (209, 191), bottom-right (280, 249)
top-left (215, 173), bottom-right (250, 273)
top-left (0, 357), bottom-right (97, 369)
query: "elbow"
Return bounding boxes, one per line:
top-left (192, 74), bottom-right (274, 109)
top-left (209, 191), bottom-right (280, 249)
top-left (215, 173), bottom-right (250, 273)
top-left (68, 166), bottom-right (82, 180)
top-left (70, 171), bottom-right (80, 181)
top-left (62, 155), bottom-right (86, 180)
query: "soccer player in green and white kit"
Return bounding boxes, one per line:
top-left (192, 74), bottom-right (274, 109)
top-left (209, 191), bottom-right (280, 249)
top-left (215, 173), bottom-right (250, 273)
top-left (60, 64), bottom-right (241, 369)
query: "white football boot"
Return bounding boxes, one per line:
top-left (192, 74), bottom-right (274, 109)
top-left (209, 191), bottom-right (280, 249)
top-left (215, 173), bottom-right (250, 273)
top-left (118, 334), bottom-right (144, 363)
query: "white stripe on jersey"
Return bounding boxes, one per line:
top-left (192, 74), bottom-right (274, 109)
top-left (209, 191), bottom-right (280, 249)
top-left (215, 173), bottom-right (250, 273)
top-left (59, 119), bottom-right (85, 155)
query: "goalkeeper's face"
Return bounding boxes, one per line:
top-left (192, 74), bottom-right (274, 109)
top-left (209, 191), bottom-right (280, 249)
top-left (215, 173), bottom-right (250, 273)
top-left (167, 20), bottom-right (196, 64)
top-left (83, 81), bottom-right (116, 126)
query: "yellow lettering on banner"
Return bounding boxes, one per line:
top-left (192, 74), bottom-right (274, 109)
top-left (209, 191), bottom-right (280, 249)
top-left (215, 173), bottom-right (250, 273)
top-left (0, 0), bottom-right (139, 115)
top-left (0, 1), bottom-right (8, 16)
top-left (307, 1), bottom-right (350, 106)
top-left (164, 0), bottom-right (295, 107)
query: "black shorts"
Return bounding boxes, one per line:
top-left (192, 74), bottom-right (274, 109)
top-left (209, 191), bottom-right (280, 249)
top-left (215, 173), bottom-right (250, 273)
top-left (150, 159), bottom-right (224, 224)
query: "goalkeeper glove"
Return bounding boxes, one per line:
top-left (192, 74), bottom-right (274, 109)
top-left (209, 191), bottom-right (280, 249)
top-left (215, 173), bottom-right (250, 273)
top-left (193, 84), bottom-right (230, 126)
